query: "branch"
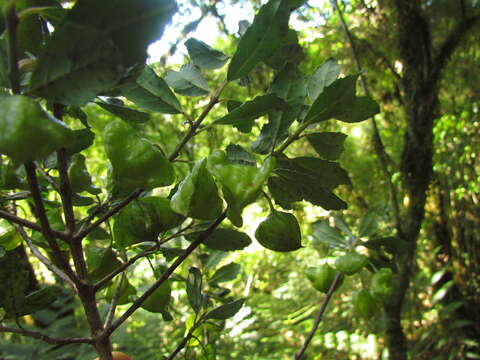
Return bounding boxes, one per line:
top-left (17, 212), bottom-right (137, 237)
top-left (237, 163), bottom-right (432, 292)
top-left (73, 189), bottom-right (143, 242)
top-left (17, 226), bottom-right (76, 290)
top-left (0, 325), bottom-right (92, 345)
top-left (168, 80), bottom-right (228, 161)
top-left (294, 273), bottom-right (343, 360)
top-left (165, 319), bottom-right (203, 360)
top-left (105, 211), bottom-right (227, 336)
top-left (430, 13), bottom-right (480, 89)
top-left (24, 162), bottom-right (77, 280)
top-left (94, 243), bottom-right (158, 291)
top-left (0, 209), bottom-right (42, 232)
top-left (103, 273), bottom-right (125, 329)
top-left (331, 0), bottom-right (403, 237)
top-left (94, 225), bottom-right (195, 291)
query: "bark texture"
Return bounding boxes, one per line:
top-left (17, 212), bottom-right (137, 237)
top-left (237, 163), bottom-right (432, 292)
top-left (384, 1), bottom-right (479, 359)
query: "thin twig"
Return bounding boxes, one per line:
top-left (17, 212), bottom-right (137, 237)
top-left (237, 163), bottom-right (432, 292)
top-left (94, 225), bottom-right (195, 291)
top-left (104, 273), bottom-right (125, 329)
top-left (105, 211), bottom-right (227, 336)
top-left (165, 322), bottom-right (202, 360)
top-left (0, 325), bottom-right (92, 345)
top-left (331, 0), bottom-right (403, 237)
top-left (73, 189), bottom-right (143, 242)
top-left (294, 273), bottom-right (343, 359)
top-left (16, 225), bottom-right (76, 290)
top-left (0, 209), bottom-right (42, 233)
top-left (273, 121), bottom-right (310, 155)
top-left (168, 80), bottom-right (228, 162)
top-left (0, 205), bottom-right (69, 243)
top-left (37, 167), bottom-right (60, 191)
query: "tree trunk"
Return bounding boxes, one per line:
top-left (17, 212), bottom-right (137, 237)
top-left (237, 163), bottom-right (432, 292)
top-left (383, 1), bottom-right (479, 359)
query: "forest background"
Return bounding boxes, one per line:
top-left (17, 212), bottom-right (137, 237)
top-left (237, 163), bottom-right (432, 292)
top-left (0, 0), bottom-right (479, 359)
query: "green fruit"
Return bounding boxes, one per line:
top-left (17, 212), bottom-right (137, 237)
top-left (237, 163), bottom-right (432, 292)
top-left (306, 265), bottom-right (336, 293)
top-left (0, 95), bottom-right (74, 163)
top-left (141, 281), bottom-right (171, 313)
top-left (352, 289), bottom-right (378, 319)
top-left (255, 210), bottom-right (302, 252)
top-left (371, 268), bottom-right (394, 299)
top-left (113, 197), bottom-right (183, 248)
top-left (334, 253), bottom-right (368, 275)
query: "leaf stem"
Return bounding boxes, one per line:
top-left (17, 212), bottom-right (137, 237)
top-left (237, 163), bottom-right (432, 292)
top-left (168, 80), bottom-right (228, 161)
top-left (73, 189), bottom-right (143, 242)
top-left (105, 210), bottom-right (227, 337)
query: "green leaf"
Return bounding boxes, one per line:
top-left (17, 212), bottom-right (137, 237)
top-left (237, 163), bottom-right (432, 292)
top-left (227, 0), bottom-right (291, 81)
top-left (209, 263), bottom-right (241, 285)
top-left (215, 94), bottom-right (287, 127)
top-left (305, 75), bottom-right (357, 123)
top-left (71, 193), bottom-right (95, 207)
top-left (0, 220), bottom-right (21, 251)
top-left (333, 215), bottom-right (353, 238)
top-left (165, 63), bottom-right (210, 96)
top-left (335, 96), bottom-right (380, 123)
top-left (226, 144), bottom-right (256, 166)
top-left (263, 29), bottom-right (303, 70)
top-left (268, 65), bottom-right (308, 106)
top-left (187, 267), bottom-right (203, 313)
top-left (105, 277), bottom-right (136, 305)
top-left (306, 132), bottom-right (347, 160)
top-left (202, 229), bottom-right (252, 251)
top-left (86, 246), bottom-right (121, 283)
top-left (30, 0), bottom-right (177, 105)
top-left (307, 59), bottom-right (340, 101)
top-left (0, 251), bottom-right (29, 318)
top-left (96, 101), bottom-right (150, 125)
top-left (120, 66), bottom-right (181, 114)
top-left (65, 129), bottom-right (95, 156)
top-left (171, 159), bottom-right (223, 220)
top-left (22, 285), bottom-right (62, 315)
top-left (269, 156), bottom-right (350, 210)
top-left (206, 298), bottom-right (245, 320)
top-left (311, 220), bottom-right (348, 249)
top-left (267, 175), bottom-right (302, 209)
top-left (185, 38), bottom-right (229, 69)
top-left (362, 236), bottom-right (409, 254)
top-left (238, 20), bottom-right (251, 36)
top-left (358, 211), bottom-right (378, 237)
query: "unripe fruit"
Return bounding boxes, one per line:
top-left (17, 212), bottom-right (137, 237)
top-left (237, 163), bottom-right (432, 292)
top-left (352, 289), bottom-right (378, 319)
top-left (255, 210), bottom-right (302, 252)
top-left (334, 253), bottom-right (368, 275)
top-left (306, 265), bottom-right (336, 293)
top-left (371, 268), bottom-right (394, 299)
